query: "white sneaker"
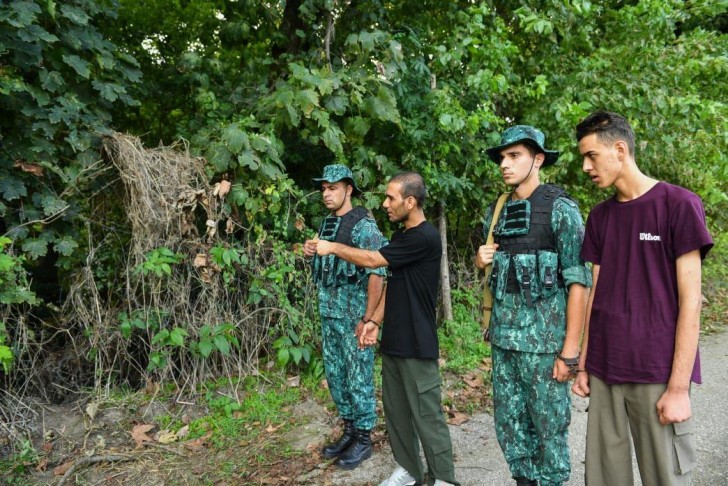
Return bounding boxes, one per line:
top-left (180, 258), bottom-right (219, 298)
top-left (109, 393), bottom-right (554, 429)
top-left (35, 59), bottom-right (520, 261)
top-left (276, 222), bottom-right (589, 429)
top-left (379, 465), bottom-right (416, 486)
top-left (433, 480), bottom-right (455, 486)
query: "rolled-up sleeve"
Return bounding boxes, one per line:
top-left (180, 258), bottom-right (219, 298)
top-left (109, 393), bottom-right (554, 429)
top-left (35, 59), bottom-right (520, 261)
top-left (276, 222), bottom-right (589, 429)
top-left (352, 218), bottom-right (388, 277)
top-left (552, 198), bottom-right (592, 289)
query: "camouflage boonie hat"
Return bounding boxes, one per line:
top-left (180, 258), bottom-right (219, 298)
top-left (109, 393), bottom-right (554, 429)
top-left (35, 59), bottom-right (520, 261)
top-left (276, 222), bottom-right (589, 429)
top-left (486, 125), bottom-right (560, 166)
top-left (312, 164), bottom-right (362, 195)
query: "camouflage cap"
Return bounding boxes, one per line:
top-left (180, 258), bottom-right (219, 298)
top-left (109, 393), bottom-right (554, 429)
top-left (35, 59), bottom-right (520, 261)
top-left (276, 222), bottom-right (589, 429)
top-left (312, 164), bottom-right (362, 195)
top-left (486, 125), bottom-right (559, 166)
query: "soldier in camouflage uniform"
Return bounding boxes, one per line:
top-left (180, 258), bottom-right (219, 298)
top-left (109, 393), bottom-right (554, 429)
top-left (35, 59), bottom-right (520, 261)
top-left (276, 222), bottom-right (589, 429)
top-left (475, 126), bottom-right (592, 486)
top-left (303, 164), bottom-right (386, 470)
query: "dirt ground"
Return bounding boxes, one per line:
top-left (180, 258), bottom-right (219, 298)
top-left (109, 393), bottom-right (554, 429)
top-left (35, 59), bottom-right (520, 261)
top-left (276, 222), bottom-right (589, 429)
top-left (4, 331), bottom-right (727, 485)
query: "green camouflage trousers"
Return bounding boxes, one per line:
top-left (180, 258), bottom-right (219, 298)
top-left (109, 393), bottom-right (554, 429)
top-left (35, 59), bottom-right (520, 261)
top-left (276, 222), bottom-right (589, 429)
top-left (321, 316), bottom-right (376, 430)
top-left (492, 345), bottom-right (571, 486)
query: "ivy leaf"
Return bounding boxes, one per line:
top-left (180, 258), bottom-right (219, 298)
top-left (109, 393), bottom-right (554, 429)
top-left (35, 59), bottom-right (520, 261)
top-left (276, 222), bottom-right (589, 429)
top-left (62, 54), bottom-right (91, 79)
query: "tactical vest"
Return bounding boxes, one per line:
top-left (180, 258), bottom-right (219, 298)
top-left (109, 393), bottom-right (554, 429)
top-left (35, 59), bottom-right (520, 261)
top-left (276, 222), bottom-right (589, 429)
top-left (312, 206), bottom-right (369, 287)
top-left (492, 184), bottom-right (567, 304)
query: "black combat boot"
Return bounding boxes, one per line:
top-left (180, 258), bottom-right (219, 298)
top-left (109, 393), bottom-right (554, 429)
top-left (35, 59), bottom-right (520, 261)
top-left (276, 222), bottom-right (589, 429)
top-left (334, 428), bottom-right (372, 470)
top-left (514, 477), bottom-right (538, 486)
top-left (321, 419), bottom-right (355, 458)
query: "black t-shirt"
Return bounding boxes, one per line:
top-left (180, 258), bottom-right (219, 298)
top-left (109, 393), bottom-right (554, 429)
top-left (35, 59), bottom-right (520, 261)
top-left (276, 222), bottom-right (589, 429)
top-left (378, 221), bottom-right (441, 359)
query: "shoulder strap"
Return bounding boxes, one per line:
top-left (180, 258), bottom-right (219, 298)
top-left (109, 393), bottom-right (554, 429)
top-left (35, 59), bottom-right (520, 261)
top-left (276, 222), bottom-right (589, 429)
top-left (486, 193), bottom-right (510, 246)
top-left (335, 206), bottom-right (369, 246)
top-left (482, 192), bottom-right (511, 341)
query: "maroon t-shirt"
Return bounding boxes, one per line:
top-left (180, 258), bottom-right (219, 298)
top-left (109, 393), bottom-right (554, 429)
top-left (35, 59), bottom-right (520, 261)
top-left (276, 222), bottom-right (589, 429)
top-left (581, 182), bottom-right (713, 385)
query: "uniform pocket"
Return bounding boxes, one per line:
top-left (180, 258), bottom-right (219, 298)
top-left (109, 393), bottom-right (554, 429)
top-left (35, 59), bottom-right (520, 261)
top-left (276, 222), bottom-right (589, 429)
top-left (672, 419), bottom-right (697, 475)
top-left (537, 250), bottom-right (559, 299)
top-left (489, 252), bottom-right (511, 300)
top-left (416, 375), bottom-right (443, 417)
top-left (513, 253), bottom-right (538, 304)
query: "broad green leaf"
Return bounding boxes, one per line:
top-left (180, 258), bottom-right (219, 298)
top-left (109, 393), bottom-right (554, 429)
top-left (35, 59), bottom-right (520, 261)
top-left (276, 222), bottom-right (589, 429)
top-left (295, 89), bottom-right (319, 116)
top-left (62, 54), bottom-right (91, 79)
top-left (237, 150), bottom-right (259, 170)
top-left (37, 193), bottom-right (67, 216)
top-left (214, 335), bottom-right (231, 355)
top-left (199, 339), bottom-right (214, 358)
top-left (17, 24), bottom-right (58, 43)
top-left (40, 70), bottom-right (64, 92)
top-left (60, 4), bottom-right (90, 25)
top-left (322, 124), bottom-right (344, 156)
top-left (223, 124), bottom-right (248, 153)
top-left (6, 1), bottom-right (41, 28)
top-left (151, 329), bottom-right (170, 346)
top-left (22, 239), bottom-right (48, 259)
top-left (91, 80), bottom-right (124, 102)
top-left (169, 328), bottom-right (187, 347)
top-left (359, 31), bottom-right (375, 51)
top-left (290, 347), bottom-right (302, 365)
top-left (324, 95), bottom-right (349, 116)
top-left (0, 178), bottom-right (27, 201)
top-left (276, 348), bottom-right (289, 366)
top-left (53, 236), bottom-right (78, 256)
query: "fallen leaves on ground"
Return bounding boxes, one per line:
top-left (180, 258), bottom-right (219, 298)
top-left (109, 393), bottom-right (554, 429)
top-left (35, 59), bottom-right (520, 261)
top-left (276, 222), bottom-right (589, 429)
top-left (131, 424), bottom-right (156, 448)
top-left (447, 412), bottom-right (469, 426)
top-left (53, 459), bottom-right (75, 476)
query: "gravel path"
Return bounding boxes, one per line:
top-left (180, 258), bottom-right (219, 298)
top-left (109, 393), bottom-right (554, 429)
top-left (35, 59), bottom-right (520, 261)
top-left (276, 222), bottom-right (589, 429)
top-left (328, 330), bottom-right (728, 485)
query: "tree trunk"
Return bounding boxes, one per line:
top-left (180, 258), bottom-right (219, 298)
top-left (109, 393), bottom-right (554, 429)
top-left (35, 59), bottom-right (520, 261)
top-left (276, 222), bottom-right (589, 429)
top-left (438, 201), bottom-right (453, 322)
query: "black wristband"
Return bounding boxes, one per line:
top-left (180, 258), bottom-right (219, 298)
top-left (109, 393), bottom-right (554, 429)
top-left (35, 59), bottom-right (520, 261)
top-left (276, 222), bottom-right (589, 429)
top-left (367, 319), bottom-right (380, 327)
top-left (556, 353), bottom-right (580, 366)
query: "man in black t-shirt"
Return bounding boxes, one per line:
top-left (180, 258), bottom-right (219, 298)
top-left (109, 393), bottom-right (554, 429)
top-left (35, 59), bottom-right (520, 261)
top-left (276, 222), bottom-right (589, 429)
top-left (315, 172), bottom-right (458, 486)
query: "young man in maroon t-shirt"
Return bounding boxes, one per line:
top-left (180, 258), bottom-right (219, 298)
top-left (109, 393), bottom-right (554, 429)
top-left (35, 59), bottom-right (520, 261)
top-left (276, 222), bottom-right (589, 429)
top-left (573, 111), bottom-right (713, 486)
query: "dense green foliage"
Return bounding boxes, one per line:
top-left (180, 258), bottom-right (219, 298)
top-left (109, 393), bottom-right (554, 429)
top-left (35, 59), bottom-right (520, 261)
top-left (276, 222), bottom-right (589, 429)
top-left (0, 0), bottom-right (726, 405)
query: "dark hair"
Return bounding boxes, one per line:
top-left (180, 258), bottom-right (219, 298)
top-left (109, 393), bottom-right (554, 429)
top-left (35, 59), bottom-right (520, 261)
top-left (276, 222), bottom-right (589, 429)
top-left (390, 172), bottom-right (427, 208)
top-left (575, 111), bottom-right (636, 156)
top-left (522, 141), bottom-right (544, 159)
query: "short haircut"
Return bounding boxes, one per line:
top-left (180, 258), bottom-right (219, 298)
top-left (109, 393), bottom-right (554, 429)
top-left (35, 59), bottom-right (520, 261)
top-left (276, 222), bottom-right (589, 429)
top-left (390, 172), bottom-right (427, 208)
top-left (522, 141), bottom-right (543, 159)
top-left (576, 111), bottom-right (636, 156)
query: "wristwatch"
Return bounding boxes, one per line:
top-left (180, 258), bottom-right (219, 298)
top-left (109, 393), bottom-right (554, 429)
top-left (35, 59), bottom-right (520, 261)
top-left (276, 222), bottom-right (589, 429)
top-left (556, 353), bottom-right (580, 374)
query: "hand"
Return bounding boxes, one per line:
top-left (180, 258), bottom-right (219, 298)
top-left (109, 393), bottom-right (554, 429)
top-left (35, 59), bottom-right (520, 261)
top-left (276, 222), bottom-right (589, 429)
top-left (316, 239), bottom-right (335, 256)
top-left (656, 388), bottom-right (692, 425)
top-left (475, 244), bottom-right (499, 269)
top-left (552, 358), bottom-right (571, 383)
top-left (357, 322), bottom-right (379, 349)
top-left (303, 237), bottom-right (318, 258)
top-left (572, 371), bottom-right (590, 398)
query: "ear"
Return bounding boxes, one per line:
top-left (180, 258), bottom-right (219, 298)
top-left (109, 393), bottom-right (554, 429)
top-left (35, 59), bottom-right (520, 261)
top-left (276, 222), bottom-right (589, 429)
top-left (534, 152), bottom-right (545, 168)
top-left (615, 140), bottom-right (629, 161)
top-left (405, 195), bottom-right (416, 210)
